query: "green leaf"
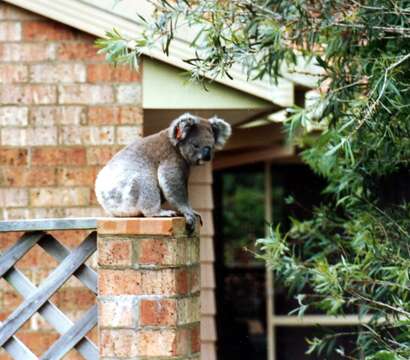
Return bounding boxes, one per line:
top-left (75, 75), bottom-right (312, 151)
top-left (366, 350), bottom-right (401, 360)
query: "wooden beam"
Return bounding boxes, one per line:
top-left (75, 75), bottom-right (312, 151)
top-left (0, 232), bottom-right (45, 277)
top-left (0, 218), bottom-right (97, 232)
top-left (39, 305), bottom-right (97, 360)
top-left (4, 264), bottom-right (98, 359)
top-left (225, 123), bottom-right (283, 151)
top-left (38, 234), bottom-right (97, 294)
top-left (2, 332), bottom-right (36, 360)
top-left (213, 145), bottom-right (295, 170)
top-left (270, 314), bottom-right (374, 327)
top-left (264, 163), bottom-right (275, 360)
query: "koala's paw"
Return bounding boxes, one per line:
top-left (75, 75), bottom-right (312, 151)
top-left (184, 212), bottom-right (197, 234)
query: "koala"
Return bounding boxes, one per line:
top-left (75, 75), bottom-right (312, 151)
top-left (95, 113), bottom-right (232, 232)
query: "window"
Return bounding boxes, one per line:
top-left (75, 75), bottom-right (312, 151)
top-left (215, 163), bottom-right (362, 359)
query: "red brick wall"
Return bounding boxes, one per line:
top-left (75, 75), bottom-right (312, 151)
top-left (0, 3), bottom-right (143, 358)
top-left (0, 2), bottom-right (142, 220)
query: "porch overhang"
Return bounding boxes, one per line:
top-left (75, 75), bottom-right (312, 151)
top-left (3, 0), bottom-right (319, 108)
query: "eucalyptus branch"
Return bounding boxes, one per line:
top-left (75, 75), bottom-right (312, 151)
top-left (346, 53), bottom-right (410, 140)
top-left (333, 22), bottom-right (410, 35)
top-left (361, 323), bottom-right (396, 353)
top-left (349, 291), bottom-right (410, 318)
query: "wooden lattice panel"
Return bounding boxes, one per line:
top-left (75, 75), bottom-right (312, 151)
top-left (0, 219), bottom-right (98, 360)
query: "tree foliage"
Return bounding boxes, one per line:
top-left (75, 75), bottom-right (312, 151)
top-left (99, 1), bottom-right (410, 358)
top-left (222, 173), bottom-right (266, 264)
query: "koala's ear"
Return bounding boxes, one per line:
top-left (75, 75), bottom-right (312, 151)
top-left (168, 113), bottom-right (199, 146)
top-left (209, 116), bottom-right (232, 150)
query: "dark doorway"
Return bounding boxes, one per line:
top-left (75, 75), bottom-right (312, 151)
top-left (214, 163), bottom-right (326, 360)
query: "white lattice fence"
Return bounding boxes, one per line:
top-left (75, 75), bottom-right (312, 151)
top-left (0, 219), bottom-right (98, 360)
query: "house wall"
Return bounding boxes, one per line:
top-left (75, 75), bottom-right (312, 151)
top-left (0, 3), bottom-right (142, 359)
top-left (189, 164), bottom-right (216, 360)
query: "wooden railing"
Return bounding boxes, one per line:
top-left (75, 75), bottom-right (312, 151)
top-left (0, 218), bottom-right (98, 360)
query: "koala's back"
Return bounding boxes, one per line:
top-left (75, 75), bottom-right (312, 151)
top-left (95, 131), bottom-right (176, 216)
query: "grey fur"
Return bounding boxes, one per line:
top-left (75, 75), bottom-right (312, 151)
top-left (95, 113), bottom-right (232, 232)
top-left (210, 116), bottom-right (232, 149)
top-left (168, 113), bottom-right (200, 146)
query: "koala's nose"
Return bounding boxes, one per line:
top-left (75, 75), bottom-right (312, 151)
top-left (202, 146), bottom-right (211, 161)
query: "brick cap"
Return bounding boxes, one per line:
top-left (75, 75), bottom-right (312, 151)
top-left (97, 217), bottom-right (193, 236)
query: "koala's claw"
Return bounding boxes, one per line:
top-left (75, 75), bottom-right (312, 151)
top-left (193, 211), bottom-right (203, 226)
top-left (184, 212), bottom-right (197, 234)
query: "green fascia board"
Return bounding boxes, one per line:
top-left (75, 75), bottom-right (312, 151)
top-left (143, 57), bottom-right (274, 110)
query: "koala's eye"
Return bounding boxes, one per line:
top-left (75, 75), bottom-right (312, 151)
top-left (193, 143), bottom-right (200, 149)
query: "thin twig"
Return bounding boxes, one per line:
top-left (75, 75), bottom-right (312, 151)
top-left (350, 290), bottom-right (410, 318)
top-left (334, 22), bottom-right (410, 35)
top-left (350, 53), bottom-right (410, 137)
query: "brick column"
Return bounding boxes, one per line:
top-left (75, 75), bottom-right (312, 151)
top-left (97, 218), bottom-right (200, 359)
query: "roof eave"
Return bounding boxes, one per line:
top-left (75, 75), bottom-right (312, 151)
top-left (4, 0), bottom-right (320, 107)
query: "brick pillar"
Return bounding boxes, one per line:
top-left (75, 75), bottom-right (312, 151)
top-left (97, 217), bottom-right (200, 359)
